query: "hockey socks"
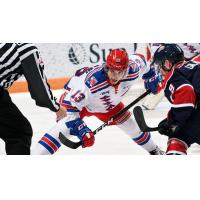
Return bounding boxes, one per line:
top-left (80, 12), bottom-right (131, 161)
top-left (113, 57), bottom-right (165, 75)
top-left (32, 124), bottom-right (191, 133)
top-left (132, 132), bottom-right (159, 153)
top-left (133, 132), bottom-right (151, 146)
top-left (32, 133), bottom-right (61, 155)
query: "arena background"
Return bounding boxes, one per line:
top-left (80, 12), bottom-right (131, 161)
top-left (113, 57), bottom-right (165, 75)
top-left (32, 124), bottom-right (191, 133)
top-left (8, 43), bottom-right (149, 93)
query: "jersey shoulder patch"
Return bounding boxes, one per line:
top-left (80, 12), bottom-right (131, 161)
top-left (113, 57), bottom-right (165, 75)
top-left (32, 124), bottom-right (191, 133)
top-left (122, 54), bottom-right (145, 82)
top-left (128, 54), bottom-right (146, 72)
top-left (85, 65), bottom-right (109, 93)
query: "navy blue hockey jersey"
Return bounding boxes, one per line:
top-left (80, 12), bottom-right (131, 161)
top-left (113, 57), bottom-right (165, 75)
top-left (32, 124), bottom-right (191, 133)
top-left (162, 61), bottom-right (200, 128)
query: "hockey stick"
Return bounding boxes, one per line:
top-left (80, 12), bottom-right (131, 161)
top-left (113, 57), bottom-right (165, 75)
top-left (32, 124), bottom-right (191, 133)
top-left (59, 90), bottom-right (151, 149)
top-left (133, 106), bottom-right (162, 132)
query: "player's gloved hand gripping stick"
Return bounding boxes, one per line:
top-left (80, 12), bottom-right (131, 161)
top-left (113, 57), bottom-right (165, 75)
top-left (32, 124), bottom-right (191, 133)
top-left (59, 90), bottom-right (151, 149)
top-left (133, 106), bottom-right (180, 136)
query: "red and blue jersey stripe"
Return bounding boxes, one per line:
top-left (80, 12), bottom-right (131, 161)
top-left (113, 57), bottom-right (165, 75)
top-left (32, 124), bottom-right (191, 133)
top-left (90, 81), bottom-right (110, 94)
top-left (122, 71), bottom-right (140, 82)
top-left (60, 92), bottom-right (80, 113)
top-left (61, 101), bottom-right (80, 112)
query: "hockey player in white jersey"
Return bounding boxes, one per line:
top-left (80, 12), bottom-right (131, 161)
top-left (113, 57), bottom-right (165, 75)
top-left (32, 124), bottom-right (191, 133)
top-left (32, 49), bottom-right (164, 155)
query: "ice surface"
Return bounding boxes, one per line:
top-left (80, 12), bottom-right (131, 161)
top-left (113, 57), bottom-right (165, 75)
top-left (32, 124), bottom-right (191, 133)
top-left (0, 90), bottom-right (199, 155)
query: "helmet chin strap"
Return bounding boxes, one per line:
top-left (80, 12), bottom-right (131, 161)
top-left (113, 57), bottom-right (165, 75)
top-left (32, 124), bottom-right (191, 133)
top-left (161, 64), bottom-right (172, 72)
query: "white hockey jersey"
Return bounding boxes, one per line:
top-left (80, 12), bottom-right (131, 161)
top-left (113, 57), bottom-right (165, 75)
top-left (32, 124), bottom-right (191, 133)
top-left (177, 43), bottom-right (200, 59)
top-left (60, 54), bottom-right (149, 115)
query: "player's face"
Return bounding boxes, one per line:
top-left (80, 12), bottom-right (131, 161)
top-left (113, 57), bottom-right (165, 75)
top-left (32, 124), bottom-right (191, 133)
top-left (107, 68), bottom-right (127, 85)
top-left (153, 60), bottom-right (171, 78)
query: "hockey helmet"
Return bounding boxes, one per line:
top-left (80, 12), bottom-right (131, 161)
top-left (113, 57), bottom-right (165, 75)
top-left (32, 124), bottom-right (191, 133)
top-left (106, 49), bottom-right (129, 71)
top-left (152, 44), bottom-right (184, 71)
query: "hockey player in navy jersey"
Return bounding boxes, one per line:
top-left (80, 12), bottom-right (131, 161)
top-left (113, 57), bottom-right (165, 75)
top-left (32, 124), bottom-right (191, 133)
top-left (32, 49), bottom-right (164, 155)
top-left (142, 43), bottom-right (200, 110)
top-left (146, 43), bottom-right (200, 155)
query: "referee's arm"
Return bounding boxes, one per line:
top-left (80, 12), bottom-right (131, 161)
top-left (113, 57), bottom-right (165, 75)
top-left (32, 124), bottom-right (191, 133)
top-left (21, 50), bottom-right (60, 112)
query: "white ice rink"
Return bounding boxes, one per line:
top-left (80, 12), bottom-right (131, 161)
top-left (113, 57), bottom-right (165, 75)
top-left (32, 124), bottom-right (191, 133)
top-left (1, 89), bottom-right (200, 155)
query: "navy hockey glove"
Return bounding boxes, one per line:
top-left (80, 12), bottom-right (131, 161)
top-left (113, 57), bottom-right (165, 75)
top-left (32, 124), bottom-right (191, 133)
top-left (66, 118), bottom-right (95, 148)
top-left (158, 118), bottom-right (179, 136)
top-left (142, 68), bottom-right (160, 94)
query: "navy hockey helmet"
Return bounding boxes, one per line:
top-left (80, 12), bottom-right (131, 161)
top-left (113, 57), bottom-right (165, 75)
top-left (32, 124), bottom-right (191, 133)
top-left (151, 44), bottom-right (184, 71)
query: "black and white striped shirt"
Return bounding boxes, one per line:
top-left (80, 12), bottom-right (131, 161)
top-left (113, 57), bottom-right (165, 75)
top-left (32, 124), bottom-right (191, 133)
top-left (0, 43), bottom-right (60, 112)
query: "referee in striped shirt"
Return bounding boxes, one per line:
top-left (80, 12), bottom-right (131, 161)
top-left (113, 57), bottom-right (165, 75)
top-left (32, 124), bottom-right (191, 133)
top-left (0, 43), bottom-right (66, 155)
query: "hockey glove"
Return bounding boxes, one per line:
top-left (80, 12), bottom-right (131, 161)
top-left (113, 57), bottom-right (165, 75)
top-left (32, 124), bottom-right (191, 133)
top-left (142, 68), bottom-right (160, 94)
top-left (66, 118), bottom-right (95, 148)
top-left (158, 118), bottom-right (179, 137)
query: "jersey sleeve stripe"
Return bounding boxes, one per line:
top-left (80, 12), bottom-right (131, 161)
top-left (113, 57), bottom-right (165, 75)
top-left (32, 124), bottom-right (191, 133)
top-left (121, 75), bottom-right (139, 82)
top-left (176, 84), bottom-right (194, 92)
top-left (60, 103), bottom-right (79, 110)
top-left (91, 84), bottom-right (110, 94)
top-left (90, 81), bottom-right (108, 91)
top-left (127, 71), bottom-right (140, 78)
top-left (171, 103), bottom-right (195, 108)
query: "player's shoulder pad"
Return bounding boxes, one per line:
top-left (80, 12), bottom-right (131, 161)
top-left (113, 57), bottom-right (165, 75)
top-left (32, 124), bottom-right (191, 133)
top-left (128, 53), bottom-right (146, 74)
top-left (133, 53), bottom-right (146, 64)
top-left (85, 65), bottom-right (108, 89)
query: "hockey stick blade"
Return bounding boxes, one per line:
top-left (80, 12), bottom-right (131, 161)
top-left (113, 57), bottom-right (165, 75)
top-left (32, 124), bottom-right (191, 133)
top-left (59, 132), bottom-right (82, 149)
top-left (133, 106), bottom-right (160, 132)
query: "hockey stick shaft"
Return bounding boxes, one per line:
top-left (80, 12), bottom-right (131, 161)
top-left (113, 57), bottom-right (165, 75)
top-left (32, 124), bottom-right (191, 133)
top-left (59, 90), bottom-right (151, 149)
